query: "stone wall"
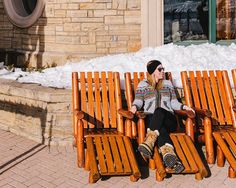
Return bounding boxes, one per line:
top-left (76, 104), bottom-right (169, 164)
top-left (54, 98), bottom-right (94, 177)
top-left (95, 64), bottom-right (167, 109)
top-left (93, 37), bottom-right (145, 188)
top-left (0, 0), bottom-right (141, 68)
top-left (0, 78), bottom-right (72, 146)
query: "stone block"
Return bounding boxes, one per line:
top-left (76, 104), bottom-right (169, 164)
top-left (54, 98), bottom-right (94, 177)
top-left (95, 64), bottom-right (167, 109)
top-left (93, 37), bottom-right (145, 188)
top-left (105, 16), bottom-right (123, 24)
top-left (124, 10), bottom-right (141, 24)
top-left (112, 0), bottom-right (127, 10)
top-left (94, 10), bottom-right (116, 17)
top-left (66, 10), bottom-right (87, 17)
top-left (128, 40), bottom-right (141, 52)
top-left (71, 17), bottom-right (103, 23)
top-left (127, 0), bottom-right (140, 10)
top-left (80, 3), bottom-right (107, 9)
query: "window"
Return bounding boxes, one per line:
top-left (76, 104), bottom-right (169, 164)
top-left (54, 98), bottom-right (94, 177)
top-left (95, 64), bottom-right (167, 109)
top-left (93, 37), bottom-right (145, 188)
top-left (3, 0), bottom-right (45, 28)
top-left (164, 0), bottom-right (236, 44)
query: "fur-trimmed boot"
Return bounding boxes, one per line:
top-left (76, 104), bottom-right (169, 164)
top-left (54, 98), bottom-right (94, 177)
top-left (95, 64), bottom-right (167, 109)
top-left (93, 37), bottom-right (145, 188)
top-left (160, 143), bottom-right (184, 173)
top-left (138, 129), bottom-right (159, 158)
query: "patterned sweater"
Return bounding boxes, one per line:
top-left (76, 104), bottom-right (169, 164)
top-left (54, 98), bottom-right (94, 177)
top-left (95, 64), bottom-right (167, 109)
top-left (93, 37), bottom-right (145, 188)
top-left (132, 79), bottom-right (183, 114)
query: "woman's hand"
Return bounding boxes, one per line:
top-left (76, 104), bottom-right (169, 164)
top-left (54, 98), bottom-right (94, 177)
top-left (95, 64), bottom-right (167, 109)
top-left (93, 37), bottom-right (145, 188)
top-left (130, 105), bottom-right (137, 114)
top-left (183, 105), bottom-right (195, 114)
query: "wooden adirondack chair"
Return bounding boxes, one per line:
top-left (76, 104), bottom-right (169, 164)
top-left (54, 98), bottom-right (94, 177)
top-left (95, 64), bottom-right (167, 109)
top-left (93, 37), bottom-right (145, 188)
top-left (72, 72), bottom-right (141, 183)
top-left (119, 72), bottom-right (208, 181)
top-left (181, 70), bottom-right (236, 178)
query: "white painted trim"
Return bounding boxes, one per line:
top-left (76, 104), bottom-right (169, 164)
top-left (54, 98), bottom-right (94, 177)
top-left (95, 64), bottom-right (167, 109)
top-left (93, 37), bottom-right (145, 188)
top-left (141, 0), bottom-right (163, 47)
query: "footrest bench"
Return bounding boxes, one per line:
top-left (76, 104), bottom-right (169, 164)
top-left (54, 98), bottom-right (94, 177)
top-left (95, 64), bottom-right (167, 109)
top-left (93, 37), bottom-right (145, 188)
top-left (85, 135), bottom-right (141, 183)
top-left (153, 133), bottom-right (208, 181)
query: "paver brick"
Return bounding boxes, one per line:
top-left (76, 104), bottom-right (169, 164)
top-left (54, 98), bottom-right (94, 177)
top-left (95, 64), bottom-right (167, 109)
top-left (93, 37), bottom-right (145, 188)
top-left (1, 129), bottom-right (236, 187)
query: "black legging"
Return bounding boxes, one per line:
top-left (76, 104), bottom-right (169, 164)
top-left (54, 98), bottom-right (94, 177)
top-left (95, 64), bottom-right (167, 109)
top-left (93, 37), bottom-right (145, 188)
top-left (145, 107), bottom-right (178, 148)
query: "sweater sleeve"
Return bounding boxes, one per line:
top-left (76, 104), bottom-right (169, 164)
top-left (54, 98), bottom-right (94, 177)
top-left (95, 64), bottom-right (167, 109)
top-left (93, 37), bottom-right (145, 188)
top-left (167, 80), bottom-right (183, 110)
top-left (132, 81), bottom-right (146, 110)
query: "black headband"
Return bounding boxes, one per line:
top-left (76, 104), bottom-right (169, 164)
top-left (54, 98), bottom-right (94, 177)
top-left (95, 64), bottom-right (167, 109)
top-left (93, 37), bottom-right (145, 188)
top-left (147, 60), bottom-right (162, 74)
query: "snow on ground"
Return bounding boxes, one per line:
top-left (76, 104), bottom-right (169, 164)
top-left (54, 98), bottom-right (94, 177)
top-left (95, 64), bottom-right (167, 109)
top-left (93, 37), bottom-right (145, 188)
top-left (0, 43), bottom-right (236, 89)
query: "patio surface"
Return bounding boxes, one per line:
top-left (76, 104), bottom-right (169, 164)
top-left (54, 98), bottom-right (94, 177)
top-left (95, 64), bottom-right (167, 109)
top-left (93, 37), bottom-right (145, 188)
top-left (0, 129), bottom-right (236, 188)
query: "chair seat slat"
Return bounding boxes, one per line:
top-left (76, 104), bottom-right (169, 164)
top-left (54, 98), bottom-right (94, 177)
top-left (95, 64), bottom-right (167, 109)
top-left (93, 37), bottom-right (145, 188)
top-left (94, 137), bottom-right (107, 174)
top-left (109, 136), bottom-right (124, 173)
top-left (101, 136), bottom-right (115, 173)
top-left (170, 134), bottom-right (191, 171)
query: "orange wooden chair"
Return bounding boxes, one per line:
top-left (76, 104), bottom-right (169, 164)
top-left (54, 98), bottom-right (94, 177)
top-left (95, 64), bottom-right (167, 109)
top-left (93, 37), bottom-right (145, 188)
top-left (181, 70), bottom-right (236, 178)
top-left (72, 72), bottom-right (141, 183)
top-left (119, 72), bottom-right (208, 181)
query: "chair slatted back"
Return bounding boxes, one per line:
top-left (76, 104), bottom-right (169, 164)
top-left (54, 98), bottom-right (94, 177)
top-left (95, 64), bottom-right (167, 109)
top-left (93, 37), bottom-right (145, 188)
top-left (72, 72), bottom-right (123, 133)
top-left (181, 70), bottom-right (236, 127)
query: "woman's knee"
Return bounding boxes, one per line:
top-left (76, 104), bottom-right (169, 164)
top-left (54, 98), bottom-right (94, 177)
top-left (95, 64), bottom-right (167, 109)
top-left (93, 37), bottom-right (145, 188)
top-left (153, 107), bottom-right (166, 116)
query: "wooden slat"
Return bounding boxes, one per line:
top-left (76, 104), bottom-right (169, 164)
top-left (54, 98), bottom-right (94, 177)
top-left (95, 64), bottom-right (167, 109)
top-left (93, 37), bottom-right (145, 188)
top-left (87, 72), bottom-right (95, 128)
top-left (196, 71), bottom-right (207, 109)
top-left (181, 71), bottom-right (193, 107)
top-left (123, 136), bottom-right (141, 179)
top-left (184, 135), bottom-right (208, 177)
top-left (101, 136), bottom-right (115, 173)
top-left (94, 72), bottom-right (102, 128)
top-left (209, 71), bottom-right (224, 124)
top-left (133, 72), bottom-right (139, 90)
top-left (101, 72), bottom-right (109, 128)
top-left (108, 72), bottom-right (116, 128)
top-left (223, 71), bottom-right (236, 128)
top-left (94, 137), bottom-right (107, 174)
top-left (125, 72), bottom-right (133, 109)
top-left (216, 71), bottom-right (232, 124)
top-left (213, 132), bottom-right (236, 170)
top-left (222, 132), bottom-right (236, 155)
top-left (189, 71), bottom-right (201, 108)
top-left (80, 72), bottom-right (88, 128)
top-left (178, 135), bottom-right (198, 172)
top-left (116, 136), bottom-right (132, 173)
top-left (139, 72), bottom-right (145, 81)
top-left (114, 72), bottom-right (123, 133)
top-left (232, 69), bottom-right (236, 89)
top-left (109, 136), bottom-right (123, 173)
top-left (170, 134), bottom-right (191, 171)
top-left (230, 131), bottom-right (236, 142)
top-left (86, 137), bottom-right (100, 182)
top-left (202, 71), bottom-right (217, 121)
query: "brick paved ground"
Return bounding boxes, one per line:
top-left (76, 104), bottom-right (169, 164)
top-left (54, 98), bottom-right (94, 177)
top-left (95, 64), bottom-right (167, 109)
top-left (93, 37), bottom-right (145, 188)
top-left (0, 129), bottom-right (236, 188)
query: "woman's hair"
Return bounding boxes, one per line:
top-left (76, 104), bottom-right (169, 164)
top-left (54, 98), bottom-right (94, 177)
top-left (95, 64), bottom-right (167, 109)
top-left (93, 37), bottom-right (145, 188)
top-left (147, 73), bottom-right (163, 91)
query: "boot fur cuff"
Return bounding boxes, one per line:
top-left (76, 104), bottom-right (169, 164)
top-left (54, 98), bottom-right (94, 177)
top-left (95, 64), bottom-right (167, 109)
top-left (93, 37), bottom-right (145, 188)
top-left (165, 143), bottom-right (174, 149)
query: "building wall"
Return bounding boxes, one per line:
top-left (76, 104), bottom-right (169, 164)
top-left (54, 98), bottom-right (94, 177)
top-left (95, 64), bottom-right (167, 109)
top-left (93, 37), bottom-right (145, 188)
top-left (0, 0), bottom-right (141, 67)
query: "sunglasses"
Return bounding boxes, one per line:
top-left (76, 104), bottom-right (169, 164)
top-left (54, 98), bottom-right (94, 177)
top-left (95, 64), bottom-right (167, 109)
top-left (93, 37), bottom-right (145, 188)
top-left (157, 67), bottom-right (165, 72)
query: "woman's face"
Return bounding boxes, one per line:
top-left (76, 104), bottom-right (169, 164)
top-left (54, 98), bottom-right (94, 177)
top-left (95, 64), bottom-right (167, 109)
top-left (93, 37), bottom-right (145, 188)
top-left (153, 64), bottom-right (165, 82)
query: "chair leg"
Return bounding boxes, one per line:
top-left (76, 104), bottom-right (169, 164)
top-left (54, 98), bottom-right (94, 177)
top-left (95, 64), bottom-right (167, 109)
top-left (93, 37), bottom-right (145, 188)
top-left (149, 159), bottom-right (155, 170)
top-left (204, 117), bottom-right (215, 164)
top-left (85, 150), bottom-right (90, 171)
top-left (228, 166), bottom-right (236, 178)
top-left (195, 172), bottom-right (203, 180)
top-left (156, 171), bottom-right (164, 182)
top-left (89, 171), bottom-right (101, 183)
top-left (130, 175), bottom-right (139, 182)
top-left (216, 145), bottom-right (225, 167)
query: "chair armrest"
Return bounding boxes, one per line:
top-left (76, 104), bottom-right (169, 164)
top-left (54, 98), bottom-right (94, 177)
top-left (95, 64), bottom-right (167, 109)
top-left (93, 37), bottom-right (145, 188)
top-left (74, 110), bottom-right (84, 120)
top-left (174, 110), bottom-right (195, 119)
top-left (193, 107), bottom-right (212, 118)
top-left (135, 111), bottom-right (147, 119)
top-left (118, 109), bottom-right (134, 119)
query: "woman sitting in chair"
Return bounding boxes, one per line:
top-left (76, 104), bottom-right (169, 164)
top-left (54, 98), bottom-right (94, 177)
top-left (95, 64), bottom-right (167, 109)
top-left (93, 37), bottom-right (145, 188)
top-left (130, 60), bottom-right (195, 173)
